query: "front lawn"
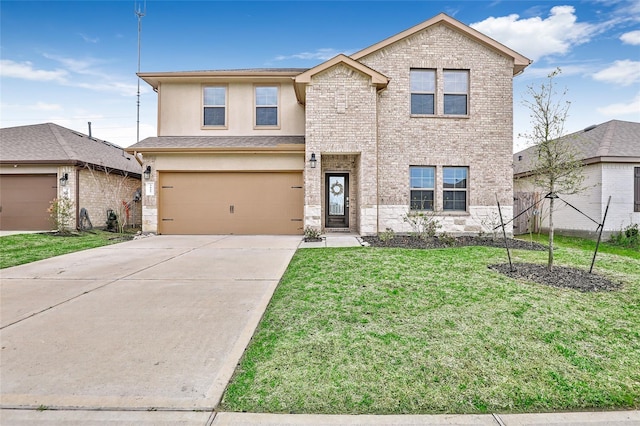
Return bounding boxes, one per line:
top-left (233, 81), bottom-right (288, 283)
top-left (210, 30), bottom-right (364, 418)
top-left (220, 241), bottom-right (640, 414)
top-left (0, 231), bottom-right (131, 269)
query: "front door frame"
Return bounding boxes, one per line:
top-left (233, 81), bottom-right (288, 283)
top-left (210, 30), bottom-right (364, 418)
top-left (325, 172), bottom-right (349, 228)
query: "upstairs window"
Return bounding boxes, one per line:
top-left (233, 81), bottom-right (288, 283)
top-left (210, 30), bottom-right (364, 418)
top-left (255, 86), bottom-right (278, 126)
top-left (443, 167), bottom-right (468, 211)
top-left (203, 86), bottom-right (226, 127)
top-left (410, 69), bottom-right (435, 115)
top-left (443, 70), bottom-right (469, 115)
top-left (410, 166), bottom-right (435, 210)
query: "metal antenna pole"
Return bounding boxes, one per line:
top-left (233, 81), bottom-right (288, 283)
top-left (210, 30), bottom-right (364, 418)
top-left (135, 1), bottom-right (146, 144)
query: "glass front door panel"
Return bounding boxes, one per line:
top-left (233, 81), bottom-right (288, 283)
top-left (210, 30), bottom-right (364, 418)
top-left (328, 177), bottom-right (345, 216)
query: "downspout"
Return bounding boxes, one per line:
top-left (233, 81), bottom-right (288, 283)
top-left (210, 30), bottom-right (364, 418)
top-left (75, 166), bottom-right (80, 230)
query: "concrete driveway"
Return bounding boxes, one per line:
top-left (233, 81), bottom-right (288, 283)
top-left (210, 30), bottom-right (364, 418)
top-left (0, 235), bottom-right (300, 422)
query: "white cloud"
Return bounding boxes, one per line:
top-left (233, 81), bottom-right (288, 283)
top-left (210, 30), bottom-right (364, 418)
top-left (597, 92), bottom-right (640, 116)
top-left (470, 5), bottom-right (596, 61)
top-left (620, 30), bottom-right (640, 45)
top-left (274, 48), bottom-right (353, 62)
top-left (79, 33), bottom-right (99, 43)
top-left (592, 60), bottom-right (640, 86)
top-left (32, 102), bottom-right (62, 111)
top-left (0, 59), bottom-right (68, 82)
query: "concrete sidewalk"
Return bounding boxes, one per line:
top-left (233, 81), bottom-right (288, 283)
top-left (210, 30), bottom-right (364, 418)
top-left (1, 409), bottom-right (638, 424)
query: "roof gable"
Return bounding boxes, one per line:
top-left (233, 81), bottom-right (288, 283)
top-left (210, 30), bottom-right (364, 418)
top-left (293, 54), bottom-right (389, 104)
top-left (351, 13), bottom-right (531, 76)
top-left (0, 123), bottom-right (142, 175)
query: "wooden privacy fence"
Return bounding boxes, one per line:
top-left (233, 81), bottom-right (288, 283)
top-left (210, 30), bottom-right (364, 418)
top-left (513, 192), bottom-right (542, 235)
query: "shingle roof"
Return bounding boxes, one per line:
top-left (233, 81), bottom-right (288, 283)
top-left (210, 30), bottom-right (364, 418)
top-left (127, 135), bottom-right (305, 151)
top-left (0, 123), bottom-right (142, 175)
top-left (513, 120), bottom-right (640, 176)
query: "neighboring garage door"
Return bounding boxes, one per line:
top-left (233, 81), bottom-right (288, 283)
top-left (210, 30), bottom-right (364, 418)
top-left (0, 174), bottom-right (58, 231)
top-left (159, 172), bottom-right (303, 235)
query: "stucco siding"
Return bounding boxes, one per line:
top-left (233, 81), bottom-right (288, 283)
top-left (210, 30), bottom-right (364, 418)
top-left (158, 80), bottom-right (305, 136)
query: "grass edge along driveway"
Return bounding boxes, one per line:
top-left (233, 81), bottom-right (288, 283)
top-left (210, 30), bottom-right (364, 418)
top-left (0, 231), bottom-right (130, 269)
top-left (220, 242), bottom-right (639, 415)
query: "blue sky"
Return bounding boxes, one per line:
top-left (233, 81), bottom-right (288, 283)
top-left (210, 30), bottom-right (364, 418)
top-left (1, 0), bottom-right (639, 150)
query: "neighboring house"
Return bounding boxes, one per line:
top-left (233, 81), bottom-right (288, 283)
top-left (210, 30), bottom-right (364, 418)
top-left (0, 123), bottom-right (142, 231)
top-left (513, 120), bottom-right (640, 238)
top-left (127, 13), bottom-right (531, 235)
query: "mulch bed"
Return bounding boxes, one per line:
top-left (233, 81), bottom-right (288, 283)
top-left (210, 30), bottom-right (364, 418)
top-left (362, 235), bottom-right (547, 251)
top-left (488, 263), bottom-right (621, 292)
top-left (363, 235), bottom-right (620, 292)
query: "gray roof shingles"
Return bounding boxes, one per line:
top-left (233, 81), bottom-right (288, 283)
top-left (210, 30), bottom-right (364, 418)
top-left (513, 120), bottom-right (640, 175)
top-left (1, 123), bottom-right (142, 175)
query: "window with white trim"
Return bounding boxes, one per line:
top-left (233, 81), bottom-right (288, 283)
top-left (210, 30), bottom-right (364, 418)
top-left (410, 69), bottom-right (435, 115)
top-left (443, 70), bottom-right (469, 115)
top-left (410, 166), bottom-right (435, 210)
top-left (255, 86), bottom-right (278, 126)
top-left (203, 86), bottom-right (226, 127)
top-left (443, 167), bottom-right (468, 211)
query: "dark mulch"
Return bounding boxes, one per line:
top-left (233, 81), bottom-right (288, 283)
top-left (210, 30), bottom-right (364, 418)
top-left (489, 263), bottom-right (621, 292)
top-left (362, 235), bottom-right (546, 251)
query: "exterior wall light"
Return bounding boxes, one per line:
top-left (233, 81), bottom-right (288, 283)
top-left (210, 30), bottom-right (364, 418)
top-left (309, 153), bottom-right (317, 169)
top-left (144, 165), bottom-right (152, 179)
top-left (59, 173), bottom-right (69, 186)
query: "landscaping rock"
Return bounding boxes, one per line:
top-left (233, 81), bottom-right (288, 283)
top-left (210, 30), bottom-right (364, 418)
top-left (362, 235), bottom-right (546, 251)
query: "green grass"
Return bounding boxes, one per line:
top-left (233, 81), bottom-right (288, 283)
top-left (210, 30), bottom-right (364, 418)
top-left (220, 242), bottom-right (640, 414)
top-left (516, 233), bottom-right (639, 259)
top-left (0, 231), bottom-right (130, 269)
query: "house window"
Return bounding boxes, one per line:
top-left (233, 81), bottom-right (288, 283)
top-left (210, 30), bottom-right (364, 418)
top-left (443, 70), bottom-right (469, 115)
top-left (443, 167), bottom-right (468, 211)
top-left (410, 166), bottom-right (435, 210)
top-left (255, 86), bottom-right (278, 126)
top-left (635, 167), bottom-right (640, 212)
top-left (410, 69), bottom-right (435, 115)
top-left (203, 86), bottom-right (226, 126)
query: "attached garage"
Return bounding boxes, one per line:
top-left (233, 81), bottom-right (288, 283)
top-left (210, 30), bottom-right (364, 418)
top-left (0, 174), bottom-right (57, 231)
top-left (159, 171), bottom-right (303, 235)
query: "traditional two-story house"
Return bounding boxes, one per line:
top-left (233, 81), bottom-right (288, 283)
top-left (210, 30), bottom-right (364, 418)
top-left (127, 13), bottom-right (531, 235)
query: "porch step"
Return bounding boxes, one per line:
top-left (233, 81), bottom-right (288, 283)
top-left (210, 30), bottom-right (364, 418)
top-left (324, 228), bottom-right (352, 233)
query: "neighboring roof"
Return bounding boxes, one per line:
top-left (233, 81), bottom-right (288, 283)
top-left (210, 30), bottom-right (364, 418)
top-left (138, 68), bottom-right (309, 91)
top-left (294, 54), bottom-right (389, 104)
top-left (0, 123), bottom-right (142, 175)
top-left (351, 13), bottom-right (532, 76)
top-left (126, 136), bottom-right (305, 153)
top-left (513, 120), bottom-right (640, 176)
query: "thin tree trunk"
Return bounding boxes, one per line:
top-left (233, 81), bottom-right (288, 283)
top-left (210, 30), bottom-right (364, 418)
top-left (548, 196), bottom-right (554, 271)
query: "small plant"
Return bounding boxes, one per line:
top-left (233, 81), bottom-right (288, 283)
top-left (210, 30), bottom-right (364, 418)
top-left (437, 231), bottom-right (456, 246)
top-left (47, 197), bottom-right (74, 234)
top-left (304, 226), bottom-right (322, 241)
top-left (610, 223), bottom-right (639, 248)
top-left (379, 227), bottom-right (395, 242)
top-left (476, 211), bottom-right (501, 240)
top-left (403, 210), bottom-right (441, 240)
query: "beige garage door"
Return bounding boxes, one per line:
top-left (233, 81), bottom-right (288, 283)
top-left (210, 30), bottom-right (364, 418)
top-left (159, 172), bottom-right (303, 235)
top-left (0, 174), bottom-right (58, 230)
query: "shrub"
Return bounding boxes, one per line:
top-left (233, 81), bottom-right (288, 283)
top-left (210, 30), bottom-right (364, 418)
top-left (47, 197), bottom-right (74, 234)
top-left (379, 227), bottom-right (395, 242)
top-left (403, 210), bottom-right (441, 240)
top-left (610, 223), bottom-right (639, 248)
top-left (304, 226), bottom-right (321, 241)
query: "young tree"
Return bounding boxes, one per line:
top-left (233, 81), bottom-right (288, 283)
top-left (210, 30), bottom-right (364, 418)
top-left (520, 68), bottom-right (586, 270)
